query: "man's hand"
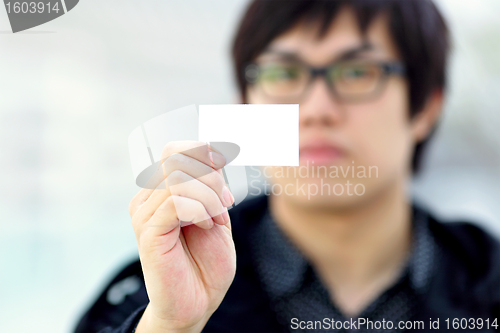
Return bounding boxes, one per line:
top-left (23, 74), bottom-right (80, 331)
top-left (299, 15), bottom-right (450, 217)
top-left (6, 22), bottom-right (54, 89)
top-left (129, 141), bottom-right (237, 333)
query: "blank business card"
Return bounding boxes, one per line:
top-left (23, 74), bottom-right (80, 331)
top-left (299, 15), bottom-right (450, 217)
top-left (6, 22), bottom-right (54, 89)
top-left (198, 104), bottom-right (299, 166)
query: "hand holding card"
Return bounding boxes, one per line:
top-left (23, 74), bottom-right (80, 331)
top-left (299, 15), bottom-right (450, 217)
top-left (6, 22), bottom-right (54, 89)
top-left (126, 104), bottom-right (298, 333)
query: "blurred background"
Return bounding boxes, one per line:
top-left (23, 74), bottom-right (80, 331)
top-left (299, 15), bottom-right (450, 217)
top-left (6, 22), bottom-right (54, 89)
top-left (0, 0), bottom-right (499, 332)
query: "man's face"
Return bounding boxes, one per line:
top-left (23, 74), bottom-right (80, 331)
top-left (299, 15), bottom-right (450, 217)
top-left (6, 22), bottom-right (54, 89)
top-left (246, 7), bottom-right (418, 209)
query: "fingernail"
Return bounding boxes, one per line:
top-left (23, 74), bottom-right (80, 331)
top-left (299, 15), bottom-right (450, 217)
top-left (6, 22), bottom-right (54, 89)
top-left (208, 151), bottom-right (215, 169)
top-left (211, 151), bottom-right (226, 167)
top-left (222, 209), bottom-right (230, 224)
top-left (180, 220), bottom-right (194, 227)
top-left (222, 186), bottom-right (234, 207)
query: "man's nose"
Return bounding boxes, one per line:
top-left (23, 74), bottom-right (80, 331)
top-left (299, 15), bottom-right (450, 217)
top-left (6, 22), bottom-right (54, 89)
top-left (299, 77), bottom-right (345, 128)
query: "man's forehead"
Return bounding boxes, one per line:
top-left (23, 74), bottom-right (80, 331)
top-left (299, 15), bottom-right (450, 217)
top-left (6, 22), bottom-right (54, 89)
top-left (260, 8), bottom-right (397, 64)
top-left (260, 43), bottom-right (380, 63)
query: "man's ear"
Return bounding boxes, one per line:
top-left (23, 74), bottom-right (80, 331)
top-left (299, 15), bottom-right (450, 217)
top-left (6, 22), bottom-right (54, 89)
top-left (411, 89), bottom-right (444, 143)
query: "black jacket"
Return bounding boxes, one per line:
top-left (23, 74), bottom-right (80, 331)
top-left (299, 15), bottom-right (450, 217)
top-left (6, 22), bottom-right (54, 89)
top-left (75, 195), bottom-right (500, 332)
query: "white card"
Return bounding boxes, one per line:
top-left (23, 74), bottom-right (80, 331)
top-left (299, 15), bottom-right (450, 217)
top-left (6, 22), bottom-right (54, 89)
top-left (198, 104), bottom-right (299, 166)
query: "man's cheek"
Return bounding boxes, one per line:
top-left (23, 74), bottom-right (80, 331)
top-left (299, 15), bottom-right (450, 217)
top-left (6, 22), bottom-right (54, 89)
top-left (359, 137), bottom-right (402, 177)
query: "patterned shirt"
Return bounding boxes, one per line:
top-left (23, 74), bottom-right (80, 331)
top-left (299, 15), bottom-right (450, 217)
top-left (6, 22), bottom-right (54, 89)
top-left (249, 206), bottom-right (440, 332)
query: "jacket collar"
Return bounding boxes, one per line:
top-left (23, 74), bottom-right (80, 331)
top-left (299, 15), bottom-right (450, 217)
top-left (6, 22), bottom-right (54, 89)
top-left (250, 199), bottom-right (437, 300)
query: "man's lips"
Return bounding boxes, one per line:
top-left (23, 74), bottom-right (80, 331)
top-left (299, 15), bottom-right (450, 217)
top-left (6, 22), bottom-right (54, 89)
top-left (299, 143), bottom-right (346, 164)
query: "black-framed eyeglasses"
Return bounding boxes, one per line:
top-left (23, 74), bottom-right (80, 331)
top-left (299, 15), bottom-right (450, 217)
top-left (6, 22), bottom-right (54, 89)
top-left (244, 58), bottom-right (406, 103)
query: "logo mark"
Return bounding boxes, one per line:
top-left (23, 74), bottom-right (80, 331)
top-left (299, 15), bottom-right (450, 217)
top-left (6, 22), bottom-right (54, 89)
top-left (3, 0), bottom-right (79, 33)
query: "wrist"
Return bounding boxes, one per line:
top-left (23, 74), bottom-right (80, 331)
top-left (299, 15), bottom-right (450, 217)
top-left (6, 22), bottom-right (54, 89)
top-left (135, 304), bottom-right (207, 333)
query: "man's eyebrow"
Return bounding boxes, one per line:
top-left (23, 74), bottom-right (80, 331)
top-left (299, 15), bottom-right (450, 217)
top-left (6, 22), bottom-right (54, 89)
top-left (260, 48), bottom-right (301, 60)
top-left (260, 42), bottom-right (375, 62)
top-left (337, 42), bottom-right (374, 61)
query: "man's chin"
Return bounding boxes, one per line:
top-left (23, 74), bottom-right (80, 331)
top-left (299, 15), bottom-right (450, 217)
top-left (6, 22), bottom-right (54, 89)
top-left (267, 176), bottom-right (380, 210)
top-left (283, 190), bottom-right (368, 211)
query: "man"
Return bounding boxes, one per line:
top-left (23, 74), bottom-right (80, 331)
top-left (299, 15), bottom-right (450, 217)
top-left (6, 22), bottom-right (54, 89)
top-left (75, 1), bottom-right (500, 332)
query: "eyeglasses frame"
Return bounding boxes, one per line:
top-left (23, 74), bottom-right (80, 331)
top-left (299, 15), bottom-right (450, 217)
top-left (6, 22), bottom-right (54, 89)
top-left (244, 58), bottom-right (406, 103)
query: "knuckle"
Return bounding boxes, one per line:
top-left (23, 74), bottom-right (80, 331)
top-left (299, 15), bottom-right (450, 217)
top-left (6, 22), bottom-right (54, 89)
top-left (206, 190), bottom-right (222, 211)
top-left (166, 169), bottom-right (186, 185)
top-left (199, 170), bottom-right (225, 193)
top-left (209, 170), bottom-right (227, 192)
top-left (131, 211), bottom-right (148, 236)
top-left (161, 141), bottom-right (176, 160)
top-left (163, 195), bottom-right (176, 208)
top-left (131, 215), bottom-right (142, 232)
top-left (128, 196), bottom-right (140, 217)
top-left (162, 196), bottom-right (177, 215)
top-left (193, 205), bottom-right (209, 221)
top-left (128, 200), bottom-right (135, 217)
top-left (130, 204), bottom-right (148, 228)
top-left (163, 153), bottom-right (184, 170)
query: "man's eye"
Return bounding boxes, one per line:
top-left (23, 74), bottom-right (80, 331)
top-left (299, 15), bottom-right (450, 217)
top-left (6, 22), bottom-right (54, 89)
top-left (261, 66), bottom-right (300, 81)
top-left (343, 67), bottom-right (370, 79)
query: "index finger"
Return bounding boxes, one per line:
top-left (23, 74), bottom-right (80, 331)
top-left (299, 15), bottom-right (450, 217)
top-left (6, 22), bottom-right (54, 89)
top-left (160, 141), bottom-right (226, 170)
